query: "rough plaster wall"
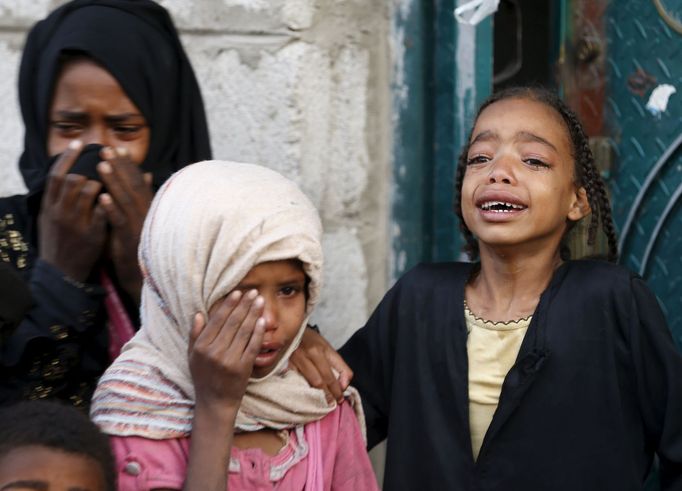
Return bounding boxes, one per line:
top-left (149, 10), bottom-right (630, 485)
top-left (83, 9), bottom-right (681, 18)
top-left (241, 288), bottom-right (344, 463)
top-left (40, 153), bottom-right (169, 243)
top-left (0, 0), bottom-right (391, 349)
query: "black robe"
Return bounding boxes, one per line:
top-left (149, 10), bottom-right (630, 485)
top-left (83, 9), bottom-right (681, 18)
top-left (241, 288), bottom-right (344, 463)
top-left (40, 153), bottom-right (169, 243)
top-left (340, 260), bottom-right (682, 490)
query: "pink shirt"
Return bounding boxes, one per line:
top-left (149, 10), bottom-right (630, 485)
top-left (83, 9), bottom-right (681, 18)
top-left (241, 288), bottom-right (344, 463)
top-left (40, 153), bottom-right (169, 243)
top-left (111, 402), bottom-right (378, 491)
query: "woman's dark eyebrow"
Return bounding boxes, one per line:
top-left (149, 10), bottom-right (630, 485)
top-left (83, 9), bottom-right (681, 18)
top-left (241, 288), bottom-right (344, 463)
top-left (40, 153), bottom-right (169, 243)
top-left (515, 131), bottom-right (558, 152)
top-left (104, 113), bottom-right (146, 124)
top-left (1, 480), bottom-right (48, 491)
top-left (51, 111), bottom-right (144, 124)
top-left (52, 110), bottom-right (88, 121)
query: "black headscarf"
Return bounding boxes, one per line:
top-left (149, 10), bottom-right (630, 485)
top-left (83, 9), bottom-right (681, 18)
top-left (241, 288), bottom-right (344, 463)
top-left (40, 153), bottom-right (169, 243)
top-left (18, 0), bottom-right (212, 194)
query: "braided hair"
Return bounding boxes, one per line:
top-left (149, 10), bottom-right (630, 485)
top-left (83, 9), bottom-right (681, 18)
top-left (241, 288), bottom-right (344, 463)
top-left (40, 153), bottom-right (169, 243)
top-left (454, 87), bottom-right (619, 262)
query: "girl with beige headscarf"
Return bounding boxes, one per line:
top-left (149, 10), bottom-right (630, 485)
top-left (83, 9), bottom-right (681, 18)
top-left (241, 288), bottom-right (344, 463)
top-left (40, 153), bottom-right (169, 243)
top-left (90, 160), bottom-right (378, 490)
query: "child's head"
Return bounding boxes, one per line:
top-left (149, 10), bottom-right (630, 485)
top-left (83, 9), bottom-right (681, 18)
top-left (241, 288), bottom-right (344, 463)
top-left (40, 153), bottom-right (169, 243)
top-left (0, 401), bottom-right (115, 491)
top-left (454, 86), bottom-right (618, 261)
top-left (138, 160), bottom-right (322, 381)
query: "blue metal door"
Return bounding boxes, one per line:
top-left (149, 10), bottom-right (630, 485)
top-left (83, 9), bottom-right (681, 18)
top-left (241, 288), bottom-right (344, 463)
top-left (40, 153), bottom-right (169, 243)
top-left (604, 0), bottom-right (682, 350)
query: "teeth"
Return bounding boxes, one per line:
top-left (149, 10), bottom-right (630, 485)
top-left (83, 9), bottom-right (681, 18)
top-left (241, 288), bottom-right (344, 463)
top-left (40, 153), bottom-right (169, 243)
top-left (480, 201), bottom-right (525, 212)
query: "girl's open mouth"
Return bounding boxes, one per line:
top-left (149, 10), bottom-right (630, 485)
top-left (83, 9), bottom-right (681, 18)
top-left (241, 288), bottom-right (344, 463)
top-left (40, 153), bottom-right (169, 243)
top-left (478, 201), bottom-right (527, 213)
top-left (253, 345), bottom-right (282, 368)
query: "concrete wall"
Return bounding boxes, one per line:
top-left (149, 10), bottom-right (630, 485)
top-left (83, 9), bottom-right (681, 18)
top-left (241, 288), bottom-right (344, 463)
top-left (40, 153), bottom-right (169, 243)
top-left (0, 0), bottom-right (392, 348)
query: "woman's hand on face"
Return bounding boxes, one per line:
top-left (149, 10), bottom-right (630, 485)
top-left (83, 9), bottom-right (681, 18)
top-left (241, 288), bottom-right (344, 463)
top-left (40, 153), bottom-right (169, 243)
top-left (96, 147), bottom-right (153, 303)
top-left (39, 141), bottom-right (108, 282)
top-left (188, 290), bottom-right (266, 418)
top-left (289, 328), bottom-right (353, 404)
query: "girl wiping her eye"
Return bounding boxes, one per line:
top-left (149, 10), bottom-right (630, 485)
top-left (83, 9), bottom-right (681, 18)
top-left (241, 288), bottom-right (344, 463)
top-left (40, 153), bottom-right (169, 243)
top-left (91, 161), bottom-right (378, 491)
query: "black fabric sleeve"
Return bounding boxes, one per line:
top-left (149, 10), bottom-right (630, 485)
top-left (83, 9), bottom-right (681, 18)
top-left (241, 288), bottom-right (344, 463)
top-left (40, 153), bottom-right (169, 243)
top-left (2, 259), bottom-right (105, 366)
top-left (0, 259), bottom-right (107, 405)
top-left (340, 279), bottom-right (403, 450)
top-left (628, 277), bottom-right (682, 489)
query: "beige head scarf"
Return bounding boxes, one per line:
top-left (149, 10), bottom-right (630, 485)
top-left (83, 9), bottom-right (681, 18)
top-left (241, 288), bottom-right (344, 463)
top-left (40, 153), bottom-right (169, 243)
top-left (91, 161), bottom-right (362, 438)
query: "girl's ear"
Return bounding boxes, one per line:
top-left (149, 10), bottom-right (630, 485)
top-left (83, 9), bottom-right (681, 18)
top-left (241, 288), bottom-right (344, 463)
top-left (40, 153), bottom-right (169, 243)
top-left (567, 186), bottom-right (591, 221)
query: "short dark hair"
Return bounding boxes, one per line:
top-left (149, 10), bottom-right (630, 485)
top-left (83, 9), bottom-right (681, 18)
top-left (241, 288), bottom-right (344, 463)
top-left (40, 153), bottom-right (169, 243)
top-left (454, 86), bottom-right (618, 262)
top-left (0, 400), bottom-right (115, 491)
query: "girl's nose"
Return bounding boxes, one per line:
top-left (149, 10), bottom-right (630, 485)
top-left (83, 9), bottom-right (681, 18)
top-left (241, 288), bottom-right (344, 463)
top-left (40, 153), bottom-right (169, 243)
top-left (261, 302), bottom-right (278, 331)
top-left (487, 155), bottom-right (516, 185)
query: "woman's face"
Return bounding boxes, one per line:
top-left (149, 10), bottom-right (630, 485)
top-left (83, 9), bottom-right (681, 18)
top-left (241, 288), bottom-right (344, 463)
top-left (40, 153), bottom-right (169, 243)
top-left (47, 58), bottom-right (150, 164)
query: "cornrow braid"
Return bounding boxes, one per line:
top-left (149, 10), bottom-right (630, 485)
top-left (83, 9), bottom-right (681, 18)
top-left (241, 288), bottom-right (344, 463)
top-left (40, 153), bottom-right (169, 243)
top-left (453, 86), bottom-right (619, 262)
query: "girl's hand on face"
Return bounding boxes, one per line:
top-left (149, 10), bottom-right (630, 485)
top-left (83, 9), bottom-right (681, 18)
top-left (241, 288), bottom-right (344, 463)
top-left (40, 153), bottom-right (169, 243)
top-left (289, 328), bottom-right (353, 404)
top-left (188, 290), bottom-right (266, 418)
top-left (96, 147), bottom-right (153, 304)
top-left (39, 140), bottom-right (108, 282)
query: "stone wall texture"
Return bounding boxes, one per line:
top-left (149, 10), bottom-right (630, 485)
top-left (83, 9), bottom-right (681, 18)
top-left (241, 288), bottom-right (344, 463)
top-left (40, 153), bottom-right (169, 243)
top-left (0, 0), bottom-right (392, 348)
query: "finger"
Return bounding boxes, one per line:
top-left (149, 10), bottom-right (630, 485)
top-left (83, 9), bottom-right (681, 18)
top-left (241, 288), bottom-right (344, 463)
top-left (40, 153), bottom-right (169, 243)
top-left (308, 346), bottom-right (345, 403)
top-left (188, 312), bottom-right (206, 355)
top-left (290, 354), bottom-right (336, 404)
top-left (91, 203), bottom-right (108, 233)
top-left (213, 289), bottom-right (260, 351)
top-left (44, 140), bottom-right (84, 204)
top-left (143, 173), bottom-right (153, 187)
top-left (227, 294), bottom-right (265, 359)
top-left (242, 317), bottom-right (266, 364)
top-left (326, 350), bottom-right (354, 392)
top-left (49, 140), bottom-right (83, 178)
top-left (202, 290), bottom-right (243, 346)
top-left (99, 193), bottom-right (127, 228)
top-left (104, 146), bottom-right (146, 192)
top-left (97, 162), bottom-right (133, 209)
top-left (75, 180), bottom-right (102, 214)
top-left (56, 174), bottom-right (88, 215)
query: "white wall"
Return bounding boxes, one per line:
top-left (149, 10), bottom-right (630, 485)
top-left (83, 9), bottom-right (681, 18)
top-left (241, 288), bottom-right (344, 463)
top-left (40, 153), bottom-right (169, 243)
top-left (0, 0), bottom-right (392, 348)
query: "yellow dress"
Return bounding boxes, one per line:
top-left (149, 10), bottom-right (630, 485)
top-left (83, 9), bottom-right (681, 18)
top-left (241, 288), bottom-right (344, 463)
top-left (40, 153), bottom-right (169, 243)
top-left (465, 302), bottom-right (531, 460)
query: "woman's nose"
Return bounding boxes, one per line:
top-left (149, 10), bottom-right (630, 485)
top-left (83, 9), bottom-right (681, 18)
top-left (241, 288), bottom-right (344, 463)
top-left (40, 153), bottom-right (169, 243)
top-left (81, 125), bottom-right (109, 147)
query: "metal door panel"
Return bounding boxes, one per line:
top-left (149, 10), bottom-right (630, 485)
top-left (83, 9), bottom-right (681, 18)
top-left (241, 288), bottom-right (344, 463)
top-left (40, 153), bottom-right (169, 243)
top-left (606, 0), bottom-right (682, 349)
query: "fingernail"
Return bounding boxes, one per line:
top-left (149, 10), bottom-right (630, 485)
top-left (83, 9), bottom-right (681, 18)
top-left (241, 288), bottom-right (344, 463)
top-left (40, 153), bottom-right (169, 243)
top-left (68, 140), bottom-right (82, 150)
top-left (230, 290), bottom-right (242, 301)
top-left (115, 147), bottom-right (127, 157)
top-left (102, 147), bottom-right (115, 160)
top-left (254, 296), bottom-right (264, 308)
top-left (247, 289), bottom-right (258, 299)
top-left (98, 162), bottom-right (112, 174)
top-left (325, 394), bottom-right (334, 404)
top-left (256, 317), bottom-right (266, 329)
top-left (99, 193), bottom-right (112, 205)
